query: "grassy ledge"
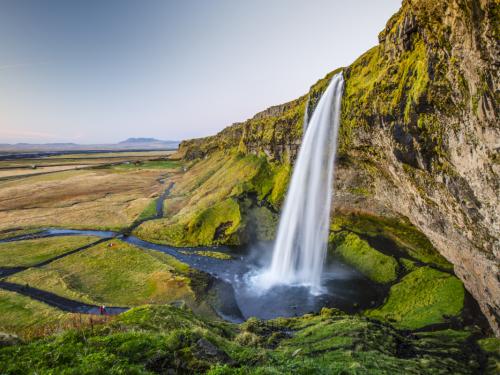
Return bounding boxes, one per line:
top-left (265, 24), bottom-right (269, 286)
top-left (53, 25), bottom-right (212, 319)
top-left (366, 266), bottom-right (465, 329)
top-left (329, 231), bottom-right (398, 284)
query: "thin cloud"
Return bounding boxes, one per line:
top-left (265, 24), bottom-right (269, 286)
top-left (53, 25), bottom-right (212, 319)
top-left (0, 62), bottom-right (47, 71)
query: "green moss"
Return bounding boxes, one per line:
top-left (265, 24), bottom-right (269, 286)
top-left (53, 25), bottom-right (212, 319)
top-left (180, 250), bottom-right (232, 260)
top-left (329, 232), bottom-right (398, 284)
top-left (186, 198), bottom-right (242, 246)
top-left (330, 212), bottom-right (452, 270)
top-left (400, 258), bottom-right (418, 273)
top-left (345, 27), bottom-right (428, 120)
top-left (0, 304), bottom-right (490, 374)
top-left (366, 267), bottom-right (465, 329)
top-left (478, 337), bottom-right (500, 374)
top-left (268, 163), bottom-right (290, 207)
top-left (478, 337), bottom-right (500, 354)
top-left (136, 198), bottom-right (243, 247)
top-left (339, 13), bottom-right (457, 167)
top-left (348, 186), bottom-right (372, 197)
top-left (136, 198), bottom-right (158, 221)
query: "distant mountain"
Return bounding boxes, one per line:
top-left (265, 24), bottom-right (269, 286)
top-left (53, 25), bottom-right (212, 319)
top-left (0, 138), bottom-right (179, 154)
top-left (116, 138), bottom-right (179, 148)
top-left (119, 137), bottom-right (163, 144)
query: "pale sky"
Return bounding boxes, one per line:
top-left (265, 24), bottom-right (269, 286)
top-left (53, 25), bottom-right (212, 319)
top-left (0, 0), bottom-right (401, 144)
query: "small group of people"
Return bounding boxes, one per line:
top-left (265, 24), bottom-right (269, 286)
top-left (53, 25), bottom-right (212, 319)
top-left (98, 305), bottom-right (107, 315)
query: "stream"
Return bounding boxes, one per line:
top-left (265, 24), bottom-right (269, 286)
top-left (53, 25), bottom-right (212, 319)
top-left (0, 228), bottom-right (385, 322)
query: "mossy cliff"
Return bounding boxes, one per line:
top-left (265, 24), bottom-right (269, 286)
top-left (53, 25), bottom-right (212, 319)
top-left (338, 0), bottom-right (499, 335)
top-left (134, 152), bottom-right (284, 246)
top-left (174, 0), bottom-right (499, 334)
top-left (1, 304), bottom-right (498, 374)
top-left (327, 217), bottom-right (467, 331)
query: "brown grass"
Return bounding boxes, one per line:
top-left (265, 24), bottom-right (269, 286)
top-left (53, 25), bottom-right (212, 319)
top-left (0, 168), bottom-right (166, 231)
top-left (0, 165), bottom-right (91, 179)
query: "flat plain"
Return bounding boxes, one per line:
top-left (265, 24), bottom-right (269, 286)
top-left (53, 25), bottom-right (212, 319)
top-left (0, 152), bottom-right (180, 231)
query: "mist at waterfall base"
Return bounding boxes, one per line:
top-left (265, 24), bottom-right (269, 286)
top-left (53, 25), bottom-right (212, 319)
top-left (218, 241), bottom-right (384, 321)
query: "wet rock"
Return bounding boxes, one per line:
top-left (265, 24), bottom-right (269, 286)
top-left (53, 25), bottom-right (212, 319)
top-left (194, 338), bottom-right (234, 364)
top-left (0, 332), bottom-right (21, 347)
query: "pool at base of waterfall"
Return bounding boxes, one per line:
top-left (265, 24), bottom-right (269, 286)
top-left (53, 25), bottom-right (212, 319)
top-left (204, 241), bottom-right (385, 323)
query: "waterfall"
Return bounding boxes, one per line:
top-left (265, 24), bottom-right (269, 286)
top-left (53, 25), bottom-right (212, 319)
top-left (254, 73), bottom-right (344, 294)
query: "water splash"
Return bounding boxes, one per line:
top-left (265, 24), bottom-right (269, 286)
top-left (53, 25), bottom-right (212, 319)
top-left (254, 73), bottom-right (344, 294)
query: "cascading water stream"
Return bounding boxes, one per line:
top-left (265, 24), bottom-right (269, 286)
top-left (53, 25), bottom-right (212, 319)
top-left (254, 73), bottom-right (344, 294)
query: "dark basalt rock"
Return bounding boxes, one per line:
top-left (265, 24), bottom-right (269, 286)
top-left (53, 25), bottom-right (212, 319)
top-left (193, 338), bottom-right (235, 364)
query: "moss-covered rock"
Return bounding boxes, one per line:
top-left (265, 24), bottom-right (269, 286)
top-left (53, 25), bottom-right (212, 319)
top-left (366, 266), bottom-right (465, 329)
top-left (329, 231), bottom-right (399, 284)
top-left (134, 152), bottom-right (288, 246)
top-left (400, 257), bottom-right (419, 273)
top-left (330, 212), bottom-right (452, 270)
top-left (478, 337), bottom-right (500, 374)
top-left (186, 198), bottom-right (242, 246)
top-left (244, 205), bottom-right (278, 241)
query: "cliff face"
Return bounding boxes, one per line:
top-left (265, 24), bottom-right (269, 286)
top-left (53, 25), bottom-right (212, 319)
top-left (177, 0), bottom-right (499, 334)
top-left (339, 0), bottom-right (499, 335)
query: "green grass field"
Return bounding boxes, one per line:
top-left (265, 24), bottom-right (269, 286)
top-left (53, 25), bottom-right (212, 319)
top-left (0, 290), bottom-right (72, 336)
top-left (7, 240), bottom-right (194, 307)
top-left (0, 236), bottom-right (99, 267)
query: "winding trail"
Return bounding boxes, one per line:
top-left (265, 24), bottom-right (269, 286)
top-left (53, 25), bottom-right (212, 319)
top-left (124, 181), bottom-right (175, 235)
top-left (0, 281), bottom-right (127, 315)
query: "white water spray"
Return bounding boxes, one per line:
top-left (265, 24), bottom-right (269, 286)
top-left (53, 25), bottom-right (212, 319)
top-left (254, 73), bottom-right (344, 294)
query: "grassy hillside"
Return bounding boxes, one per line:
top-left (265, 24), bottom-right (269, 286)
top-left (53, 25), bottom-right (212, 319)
top-left (134, 152), bottom-right (285, 246)
top-left (7, 240), bottom-right (194, 307)
top-left (1, 304), bottom-right (497, 374)
top-left (0, 290), bottom-right (74, 337)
